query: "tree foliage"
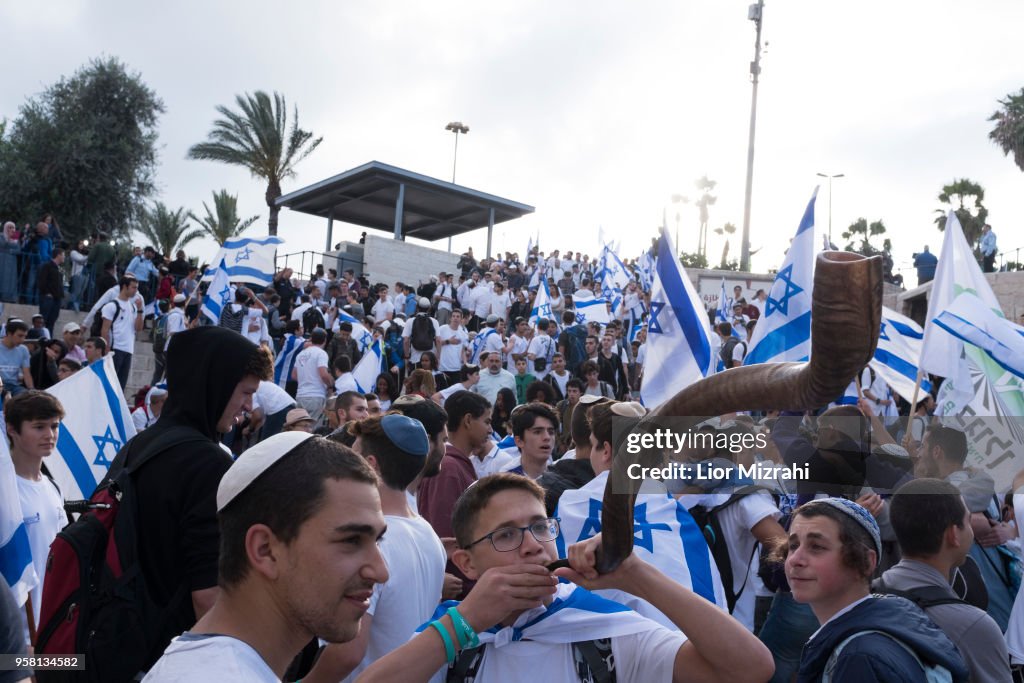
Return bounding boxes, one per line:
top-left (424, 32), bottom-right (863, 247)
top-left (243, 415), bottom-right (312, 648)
top-left (187, 91), bottom-right (322, 236)
top-left (841, 217), bottom-right (891, 256)
top-left (679, 251), bottom-right (708, 269)
top-left (934, 178), bottom-right (988, 245)
top-left (136, 202), bottom-right (204, 257)
top-left (188, 189), bottom-right (260, 245)
top-left (0, 57), bottom-right (164, 244)
top-left (713, 222), bottom-right (737, 268)
top-left (694, 175), bottom-right (717, 257)
top-left (989, 88), bottom-right (1024, 173)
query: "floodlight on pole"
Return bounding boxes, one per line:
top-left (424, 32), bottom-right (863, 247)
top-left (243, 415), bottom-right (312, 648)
top-left (739, 0), bottom-right (765, 273)
top-left (815, 172), bottom-right (844, 247)
top-left (445, 121), bottom-right (470, 252)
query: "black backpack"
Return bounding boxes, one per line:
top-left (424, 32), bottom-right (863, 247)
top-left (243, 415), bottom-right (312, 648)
top-left (871, 578), bottom-right (968, 610)
top-left (302, 305), bottom-right (326, 334)
top-left (411, 314), bottom-right (435, 351)
top-left (90, 300), bottom-right (121, 337)
top-left (688, 485), bottom-right (766, 613)
top-left (35, 426), bottom-right (210, 683)
top-left (563, 325), bottom-right (589, 375)
top-left (720, 338), bottom-right (747, 368)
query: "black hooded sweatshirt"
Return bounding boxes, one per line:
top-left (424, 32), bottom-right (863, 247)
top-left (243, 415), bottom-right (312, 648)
top-left (119, 326), bottom-right (259, 665)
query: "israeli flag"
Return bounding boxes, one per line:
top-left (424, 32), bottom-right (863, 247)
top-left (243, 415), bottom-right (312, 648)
top-left (273, 333), bottom-right (305, 388)
top-left (574, 297), bottom-right (611, 325)
top-left (470, 327), bottom-right (498, 364)
top-left (871, 307), bottom-right (933, 401)
top-left (638, 250), bottom-right (655, 292)
top-left (200, 259), bottom-right (232, 324)
top-left (598, 245), bottom-right (631, 312)
top-left (716, 278), bottom-right (731, 323)
top-left (556, 471), bottom-right (727, 627)
top-left (933, 292), bottom-right (1024, 381)
top-left (352, 339), bottom-right (384, 393)
top-left (335, 309), bottom-right (374, 353)
top-left (0, 422), bottom-right (37, 607)
top-left (529, 277), bottom-right (554, 327)
top-left (203, 235), bottom-right (284, 287)
top-left (743, 189), bottom-right (819, 366)
top-left (640, 230), bottom-right (713, 409)
top-left (45, 356), bottom-right (138, 501)
top-left (528, 262), bottom-right (546, 290)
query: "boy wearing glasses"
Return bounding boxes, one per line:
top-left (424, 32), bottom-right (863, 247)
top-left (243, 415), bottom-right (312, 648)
top-left (357, 473), bottom-right (774, 683)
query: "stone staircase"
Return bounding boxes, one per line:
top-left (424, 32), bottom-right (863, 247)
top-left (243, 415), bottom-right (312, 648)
top-left (1, 301), bottom-right (157, 400)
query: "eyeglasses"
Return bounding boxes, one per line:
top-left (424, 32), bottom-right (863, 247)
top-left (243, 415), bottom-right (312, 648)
top-left (463, 517), bottom-right (561, 552)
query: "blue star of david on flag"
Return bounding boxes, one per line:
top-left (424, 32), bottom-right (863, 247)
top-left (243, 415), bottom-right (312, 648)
top-left (576, 499), bottom-right (672, 553)
top-left (878, 321), bottom-right (890, 342)
top-left (234, 246), bottom-right (253, 263)
top-left (648, 301), bottom-right (665, 334)
top-left (765, 264), bottom-right (803, 317)
top-left (218, 284), bottom-right (232, 306)
top-left (575, 312), bottom-right (586, 324)
top-left (92, 425), bottom-right (121, 467)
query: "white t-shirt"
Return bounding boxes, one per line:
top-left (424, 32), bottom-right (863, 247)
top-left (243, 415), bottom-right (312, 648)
top-left (18, 474), bottom-right (65, 638)
top-left (254, 380), bottom-right (295, 415)
top-left (679, 491), bottom-right (780, 631)
top-left (546, 370), bottom-right (571, 398)
top-left (402, 315), bottom-right (441, 364)
top-left (342, 515), bottom-right (446, 682)
top-left (143, 633), bottom-right (277, 682)
top-left (241, 309), bottom-right (267, 346)
top-left (293, 346), bottom-right (329, 398)
top-left (102, 297), bottom-right (139, 353)
top-left (437, 325), bottom-right (469, 372)
top-left (371, 299), bottom-right (395, 321)
top-left (453, 624), bottom-right (684, 683)
top-left (335, 372), bottom-right (359, 394)
top-left (526, 334), bottom-right (554, 380)
top-left (434, 282), bottom-right (454, 311)
top-left (470, 443), bottom-right (517, 478)
top-left (164, 308), bottom-right (187, 351)
top-left (290, 301), bottom-right (312, 322)
top-left (505, 334), bottom-right (530, 373)
top-left (438, 381), bottom-right (469, 403)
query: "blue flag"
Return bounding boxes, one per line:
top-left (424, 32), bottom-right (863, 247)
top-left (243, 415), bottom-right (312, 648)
top-left (744, 189), bottom-right (819, 366)
top-left (640, 231), bottom-right (713, 409)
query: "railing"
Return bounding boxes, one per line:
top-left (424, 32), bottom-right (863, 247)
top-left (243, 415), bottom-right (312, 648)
top-left (0, 251), bottom-right (105, 311)
top-left (275, 250), bottom-right (363, 286)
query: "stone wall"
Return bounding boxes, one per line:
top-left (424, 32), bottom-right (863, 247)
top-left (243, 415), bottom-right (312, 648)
top-left (896, 271), bottom-right (1024, 327)
top-left (361, 235), bottom-right (461, 290)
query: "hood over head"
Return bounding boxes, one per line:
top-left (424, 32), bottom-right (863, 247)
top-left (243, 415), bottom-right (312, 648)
top-left (163, 326), bottom-right (261, 438)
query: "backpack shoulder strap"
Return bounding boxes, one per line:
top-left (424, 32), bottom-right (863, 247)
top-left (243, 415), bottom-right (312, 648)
top-left (873, 578), bottom-right (967, 609)
top-left (824, 629), bottom-right (946, 683)
top-left (572, 638), bottom-right (616, 683)
top-left (105, 425), bottom-right (210, 484)
top-left (448, 644), bottom-right (487, 682)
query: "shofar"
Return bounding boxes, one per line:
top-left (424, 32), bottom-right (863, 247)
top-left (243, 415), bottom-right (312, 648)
top-left (552, 251), bottom-right (882, 574)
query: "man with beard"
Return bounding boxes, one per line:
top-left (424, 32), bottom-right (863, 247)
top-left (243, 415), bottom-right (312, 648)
top-left (144, 433), bottom-right (388, 681)
top-left (388, 394), bottom-right (448, 512)
top-left (304, 415), bottom-right (446, 683)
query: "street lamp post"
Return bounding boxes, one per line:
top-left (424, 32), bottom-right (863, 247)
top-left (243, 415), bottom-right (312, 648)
top-left (740, 0), bottom-right (765, 273)
top-left (671, 194), bottom-right (689, 256)
top-left (445, 121), bottom-right (470, 252)
top-left (815, 172), bottom-right (844, 247)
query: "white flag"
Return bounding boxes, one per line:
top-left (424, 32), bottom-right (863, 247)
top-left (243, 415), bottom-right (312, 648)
top-left (201, 259), bottom-right (232, 325)
top-left (573, 298), bottom-right (611, 325)
top-left (934, 293), bottom-right (1024, 382)
top-left (744, 189), bottom-right (819, 366)
top-left (530, 277), bottom-right (554, 327)
top-left (45, 355), bottom-right (138, 501)
top-left (203, 235), bottom-right (284, 287)
top-left (640, 231), bottom-right (713, 409)
top-left (352, 339), bottom-right (384, 394)
top-left (870, 307), bottom-right (933, 402)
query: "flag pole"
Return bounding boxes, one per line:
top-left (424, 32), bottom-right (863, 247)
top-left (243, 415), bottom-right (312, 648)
top-left (26, 593), bottom-right (37, 646)
top-left (903, 368), bottom-right (925, 448)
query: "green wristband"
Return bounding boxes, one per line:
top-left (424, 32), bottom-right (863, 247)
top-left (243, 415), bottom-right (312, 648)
top-left (447, 606), bottom-right (480, 649)
top-left (430, 620), bottom-right (456, 663)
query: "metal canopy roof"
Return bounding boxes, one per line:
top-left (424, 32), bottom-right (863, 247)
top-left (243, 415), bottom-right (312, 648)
top-left (275, 161), bottom-right (535, 243)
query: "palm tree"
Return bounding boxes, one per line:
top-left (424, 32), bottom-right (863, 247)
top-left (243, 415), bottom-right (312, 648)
top-left (186, 91), bottom-right (322, 235)
top-left (989, 88), bottom-right (1024, 172)
top-left (189, 189), bottom-right (260, 245)
top-left (713, 222), bottom-right (737, 268)
top-left (136, 202), bottom-right (204, 257)
top-left (841, 217), bottom-right (888, 256)
top-left (934, 178), bottom-right (988, 245)
top-left (694, 176), bottom-right (717, 258)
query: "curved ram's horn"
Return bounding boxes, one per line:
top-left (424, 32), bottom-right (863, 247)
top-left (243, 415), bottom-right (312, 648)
top-left (553, 252), bottom-right (882, 574)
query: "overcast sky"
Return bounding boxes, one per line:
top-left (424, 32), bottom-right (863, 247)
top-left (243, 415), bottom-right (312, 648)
top-left (2, 0), bottom-right (1022, 280)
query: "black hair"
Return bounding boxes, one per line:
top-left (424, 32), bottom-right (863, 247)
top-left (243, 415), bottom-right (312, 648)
top-left (334, 355), bottom-right (353, 373)
top-left (5, 320), bottom-right (29, 335)
top-left (525, 380), bottom-right (556, 406)
top-left (925, 425), bottom-right (969, 466)
top-left (218, 437), bottom-right (378, 587)
top-left (444, 390), bottom-right (491, 432)
top-left (451, 473), bottom-right (546, 549)
top-left (890, 478), bottom-right (967, 557)
top-left (4, 390), bottom-right (65, 433)
top-left (348, 416), bottom-right (424, 491)
top-left (510, 402), bottom-right (559, 439)
top-left (390, 397), bottom-right (448, 439)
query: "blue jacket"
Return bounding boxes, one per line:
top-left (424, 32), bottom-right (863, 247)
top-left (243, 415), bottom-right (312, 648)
top-left (798, 595), bottom-right (968, 683)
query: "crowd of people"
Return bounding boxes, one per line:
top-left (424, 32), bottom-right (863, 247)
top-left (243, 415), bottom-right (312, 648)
top-left (2, 236), bottom-right (1023, 683)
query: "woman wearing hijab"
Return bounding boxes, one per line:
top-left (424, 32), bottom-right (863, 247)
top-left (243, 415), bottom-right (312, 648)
top-left (29, 338), bottom-right (67, 389)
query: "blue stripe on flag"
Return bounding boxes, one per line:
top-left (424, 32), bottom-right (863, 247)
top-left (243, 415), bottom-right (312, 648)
top-left (0, 524), bottom-right (32, 587)
top-left (91, 362), bottom-right (128, 443)
top-left (222, 236), bottom-right (284, 249)
top-left (874, 349), bottom-right (922, 386)
top-left (795, 195), bottom-right (816, 236)
top-left (743, 311), bottom-right (811, 365)
top-left (57, 425), bottom-right (99, 499)
top-left (659, 239), bottom-right (712, 371)
top-left (888, 319), bottom-right (923, 339)
top-left (933, 313), bottom-right (1024, 381)
top-left (674, 500), bottom-right (717, 604)
top-left (222, 265), bottom-right (274, 284)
